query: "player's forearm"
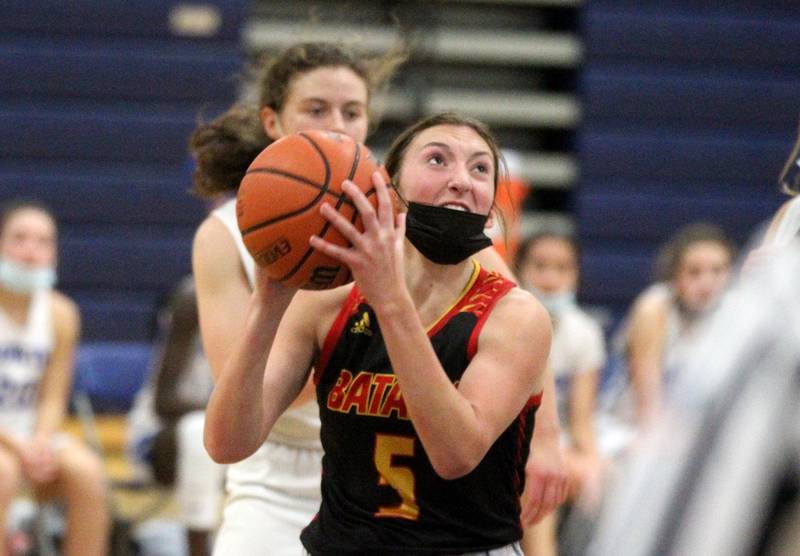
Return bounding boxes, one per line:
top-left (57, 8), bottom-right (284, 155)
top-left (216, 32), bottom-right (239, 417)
top-left (34, 400), bottom-right (66, 439)
top-left (533, 368), bottom-right (560, 439)
top-left (204, 291), bottom-right (291, 463)
top-left (374, 298), bottom-right (487, 479)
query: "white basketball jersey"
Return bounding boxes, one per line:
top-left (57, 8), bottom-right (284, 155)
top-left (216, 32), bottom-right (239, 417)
top-left (211, 198), bottom-right (321, 449)
top-left (0, 290), bottom-right (53, 438)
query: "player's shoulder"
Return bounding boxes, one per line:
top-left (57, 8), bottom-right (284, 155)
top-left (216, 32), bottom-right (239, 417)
top-left (193, 215), bottom-right (241, 282)
top-left (50, 290), bottom-right (80, 338)
top-left (194, 212), bottom-right (235, 251)
top-left (293, 283), bottom-right (354, 315)
top-left (630, 283), bottom-right (672, 320)
top-left (492, 286), bottom-right (551, 337)
top-left (50, 290), bottom-right (78, 321)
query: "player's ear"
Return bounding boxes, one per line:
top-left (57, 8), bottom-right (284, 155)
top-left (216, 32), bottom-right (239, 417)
top-left (260, 106), bottom-right (282, 141)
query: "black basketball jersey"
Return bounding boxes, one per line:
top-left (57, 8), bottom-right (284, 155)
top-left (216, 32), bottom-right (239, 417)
top-left (301, 261), bottom-right (541, 555)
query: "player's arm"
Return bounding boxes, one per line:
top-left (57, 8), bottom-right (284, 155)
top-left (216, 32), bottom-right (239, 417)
top-left (35, 292), bottom-right (80, 438)
top-left (476, 233), bottom-right (568, 521)
top-left (193, 215), bottom-right (318, 409)
top-left (153, 278), bottom-right (203, 420)
top-left (193, 216), bottom-right (252, 381)
top-left (568, 367), bottom-right (600, 455)
top-left (378, 288), bottom-right (551, 479)
top-left (627, 291), bottom-right (669, 426)
top-left (203, 278), bottom-right (326, 464)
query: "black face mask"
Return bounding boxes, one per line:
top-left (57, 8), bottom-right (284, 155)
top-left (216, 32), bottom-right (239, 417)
top-left (404, 202), bottom-right (493, 265)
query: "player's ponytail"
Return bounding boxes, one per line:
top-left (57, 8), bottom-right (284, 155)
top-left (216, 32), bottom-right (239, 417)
top-left (189, 104), bottom-right (269, 198)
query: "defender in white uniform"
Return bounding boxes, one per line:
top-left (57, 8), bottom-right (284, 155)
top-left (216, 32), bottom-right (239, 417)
top-left (208, 200), bottom-right (323, 556)
top-left (0, 201), bottom-right (110, 556)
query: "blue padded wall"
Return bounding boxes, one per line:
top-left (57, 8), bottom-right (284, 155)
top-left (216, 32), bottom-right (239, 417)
top-left (0, 1), bottom-right (247, 341)
top-left (577, 1), bottom-right (800, 321)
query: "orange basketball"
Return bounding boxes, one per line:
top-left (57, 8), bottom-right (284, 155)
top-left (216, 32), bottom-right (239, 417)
top-left (236, 130), bottom-right (388, 290)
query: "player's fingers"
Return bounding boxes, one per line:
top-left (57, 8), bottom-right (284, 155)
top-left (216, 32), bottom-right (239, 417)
top-left (395, 211), bottom-right (406, 245)
top-left (534, 479), bottom-right (559, 523)
top-left (372, 170), bottom-right (394, 227)
top-left (342, 180), bottom-right (379, 232)
top-left (318, 203), bottom-right (364, 248)
top-left (309, 235), bottom-right (358, 268)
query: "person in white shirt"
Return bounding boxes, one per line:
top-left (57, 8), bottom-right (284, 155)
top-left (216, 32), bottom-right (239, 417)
top-left (514, 231), bottom-right (606, 556)
top-left (0, 200), bottom-right (109, 556)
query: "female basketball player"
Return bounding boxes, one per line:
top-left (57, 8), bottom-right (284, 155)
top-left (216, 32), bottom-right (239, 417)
top-left (0, 201), bottom-right (109, 556)
top-left (204, 113), bottom-right (552, 555)
top-left (192, 43), bottom-right (564, 554)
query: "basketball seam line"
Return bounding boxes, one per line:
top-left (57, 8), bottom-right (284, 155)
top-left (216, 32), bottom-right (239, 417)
top-left (241, 137), bottom-right (332, 237)
top-left (277, 140), bottom-right (362, 286)
top-left (274, 133), bottom-right (334, 283)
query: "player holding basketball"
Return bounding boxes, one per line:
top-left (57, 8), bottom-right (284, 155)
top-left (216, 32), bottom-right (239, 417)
top-left (0, 200), bottom-right (109, 556)
top-left (204, 113), bottom-right (552, 555)
top-left (192, 43), bottom-right (564, 555)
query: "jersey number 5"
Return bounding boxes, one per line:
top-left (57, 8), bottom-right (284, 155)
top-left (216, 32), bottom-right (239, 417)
top-left (373, 434), bottom-right (420, 520)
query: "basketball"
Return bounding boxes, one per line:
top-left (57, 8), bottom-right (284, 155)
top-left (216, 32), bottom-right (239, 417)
top-left (236, 130), bottom-right (388, 290)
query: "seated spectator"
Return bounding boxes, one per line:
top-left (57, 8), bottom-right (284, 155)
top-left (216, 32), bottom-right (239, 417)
top-left (127, 275), bottom-right (224, 556)
top-left (514, 231), bottom-right (606, 556)
top-left (605, 222), bottom-right (736, 441)
top-left (0, 199), bottom-right (110, 556)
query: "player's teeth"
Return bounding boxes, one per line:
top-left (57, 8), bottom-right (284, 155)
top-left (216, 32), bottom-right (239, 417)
top-left (444, 204), bottom-right (467, 211)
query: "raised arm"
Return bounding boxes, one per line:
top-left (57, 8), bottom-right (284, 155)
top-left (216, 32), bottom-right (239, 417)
top-left (380, 289), bottom-right (551, 479)
top-left (202, 274), bottom-right (317, 464)
top-left (192, 217), bottom-right (252, 381)
top-left (309, 174), bottom-right (552, 478)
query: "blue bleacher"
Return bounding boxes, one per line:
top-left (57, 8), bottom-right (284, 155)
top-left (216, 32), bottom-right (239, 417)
top-left (0, 1), bottom-right (246, 41)
top-left (584, 6), bottom-right (800, 71)
top-left (0, 163), bottom-right (206, 226)
top-left (0, 39), bottom-right (240, 102)
top-left (0, 104), bottom-right (210, 164)
top-left (73, 342), bottom-right (154, 413)
top-left (582, 68), bottom-right (800, 134)
top-left (577, 2), bottom-right (800, 322)
top-left (0, 2), bottom-right (245, 345)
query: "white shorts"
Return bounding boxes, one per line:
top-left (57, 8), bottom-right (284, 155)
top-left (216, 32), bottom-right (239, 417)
top-left (175, 411), bottom-right (226, 530)
top-left (212, 439), bottom-right (323, 556)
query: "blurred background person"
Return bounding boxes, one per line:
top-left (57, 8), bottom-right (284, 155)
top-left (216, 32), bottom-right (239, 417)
top-left (515, 230), bottom-right (607, 556)
top-left (601, 222), bottom-right (736, 456)
top-left (0, 200), bottom-right (110, 556)
top-left (128, 274), bottom-right (224, 556)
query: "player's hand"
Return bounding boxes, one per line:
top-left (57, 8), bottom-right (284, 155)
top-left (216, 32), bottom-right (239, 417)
top-left (252, 264), bottom-right (296, 309)
top-left (310, 171), bottom-right (407, 306)
top-left (520, 436), bottom-right (568, 525)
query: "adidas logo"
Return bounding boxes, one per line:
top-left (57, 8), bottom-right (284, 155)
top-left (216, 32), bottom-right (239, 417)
top-left (351, 312), bottom-right (372, 336)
